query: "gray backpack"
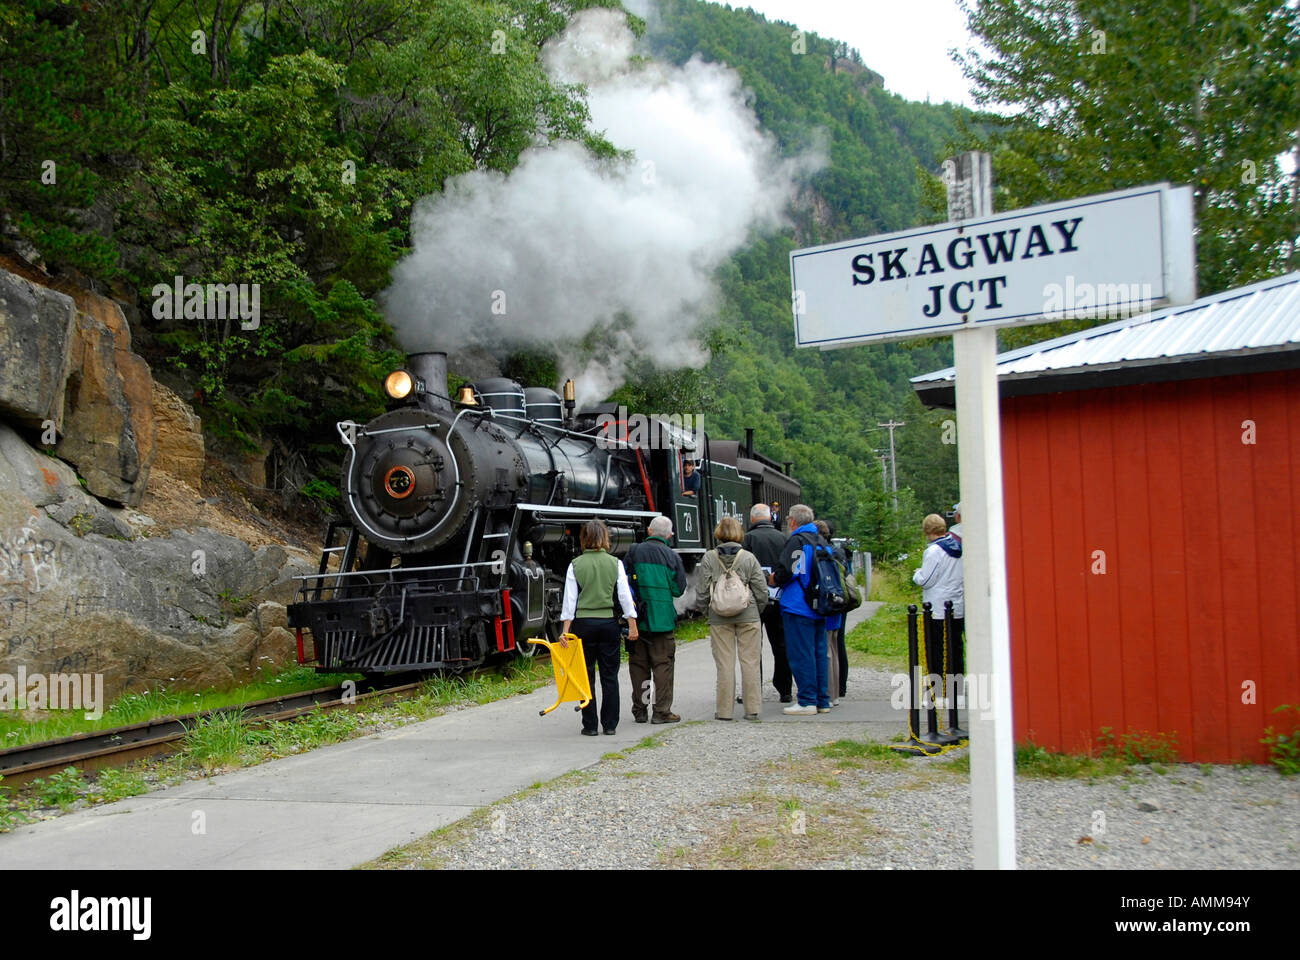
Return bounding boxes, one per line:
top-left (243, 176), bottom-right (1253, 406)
top-left (710, 551), bottom-right (751, 617)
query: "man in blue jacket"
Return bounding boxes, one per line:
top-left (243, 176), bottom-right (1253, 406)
top-left (771, 503), bottom-right (829, 715)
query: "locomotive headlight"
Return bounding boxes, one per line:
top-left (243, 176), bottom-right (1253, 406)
top-left (384, 369), bottom-right (414, 400)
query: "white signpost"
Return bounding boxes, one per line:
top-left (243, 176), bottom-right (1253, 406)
top-left (791, 161), bottom-right (1196, 869)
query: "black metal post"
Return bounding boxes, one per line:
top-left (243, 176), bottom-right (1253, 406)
top-left (922, 601), bottom-right (941, 740)
top-left (891, 603), bottom-right (943, 757)
top-left (908, 603), bottom-right (921, 740)
top-left (945, 600), bottom-right (968, 741)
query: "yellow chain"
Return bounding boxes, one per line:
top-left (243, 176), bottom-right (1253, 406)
top-left (898, 611), bottom-right (963, 755)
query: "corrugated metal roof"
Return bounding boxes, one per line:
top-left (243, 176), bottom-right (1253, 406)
top-left (912, 271), bottom-right (1300, 387)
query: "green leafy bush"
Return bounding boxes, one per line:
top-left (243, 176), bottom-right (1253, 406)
top-left (33, 766), bottom-right (88, 810)
top-left (1098, 727), bottom-right (1180, 766)
top-left (1261, 705), bottom-right (1300, 776)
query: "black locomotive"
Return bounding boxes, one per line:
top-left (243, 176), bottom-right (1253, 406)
top-left (287, 351), bottom-right (800, 674)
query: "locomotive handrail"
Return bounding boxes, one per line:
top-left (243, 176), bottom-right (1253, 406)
top-left (292, 560), bottom-right (500, 581)
top-left (512, 504), bottom-right (661, 518)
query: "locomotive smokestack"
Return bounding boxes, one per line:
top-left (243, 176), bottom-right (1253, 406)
top-left (407, 351), bottom-right (451, 414)
top-left (744, 428), bottom-right (754, 459)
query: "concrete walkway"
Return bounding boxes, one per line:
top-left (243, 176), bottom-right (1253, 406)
top-left (0, 602), bottom-right (886, 869)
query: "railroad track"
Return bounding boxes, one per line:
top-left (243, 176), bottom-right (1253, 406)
top-left (0, 675), bottom-right (436, 788)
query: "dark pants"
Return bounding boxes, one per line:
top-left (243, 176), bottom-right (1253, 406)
top-left (760, 602), bottom-right (792, 698)
top-left (628, 630), bottom-right (676, 720)
top-left (574, 617), bottom-right (622, 733)
top-left (923, 616), bottom-right (966, 696)
top-left (832, 626), bottom-right (849, 698)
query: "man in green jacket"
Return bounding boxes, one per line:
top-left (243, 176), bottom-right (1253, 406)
top-left (624, 515), bottom-right (687, 723)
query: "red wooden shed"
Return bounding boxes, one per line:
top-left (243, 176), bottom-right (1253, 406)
top-left (913, 272), bottom-right (1300, 763)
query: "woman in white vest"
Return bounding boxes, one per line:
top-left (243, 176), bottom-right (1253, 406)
top-left (695, 516), bottom-right (769, 722)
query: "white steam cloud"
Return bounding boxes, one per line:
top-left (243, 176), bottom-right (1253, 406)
top-left (382, 7), bottom-right (823, 403)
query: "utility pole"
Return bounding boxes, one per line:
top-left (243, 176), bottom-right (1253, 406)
top-left (877, 420), bottom-right (904, 509)
top-left (874, 452), bottom-right (889, 492)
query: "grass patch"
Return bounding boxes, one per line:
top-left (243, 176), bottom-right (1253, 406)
top-left (31, 766), bottom-right (88, 810)
top-left (1011, 743), bottom-right (1128, 779)
top-left (0, 664), bottom-right (362, 749)
top-left (627, 732), bottom-right (668, 752)
top-left (937, 732), bottom-right (1184, 780)
top-left (675, 616), bottom-right (712, 644)
top-left (1097, 727), bottom-right (1180, 765)
top-left (814, 738), bottom-right (908, 766)
top-left (844, 565), bottom-right (912, 673)
top-left (665, 792), bottom-right (887, 869)
top-left (1261, 704), bottom-right (1300, 776)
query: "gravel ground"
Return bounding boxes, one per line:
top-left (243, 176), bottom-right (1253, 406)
top-left (383, 668), bottom-right (1300, 870)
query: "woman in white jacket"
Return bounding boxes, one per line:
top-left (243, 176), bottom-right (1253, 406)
top-left (913, 514), bottom-right (964, 679)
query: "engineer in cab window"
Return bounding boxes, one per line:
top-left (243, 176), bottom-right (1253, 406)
top-left (681, 458), bottom-right (701, 497)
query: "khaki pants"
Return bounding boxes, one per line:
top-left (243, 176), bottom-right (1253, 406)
top-left (711, 620), bottom-right (762, 719)
top-left (827, 628), bottom-right (840, 702)
top-left (628, 630), bottom-right (676, 720)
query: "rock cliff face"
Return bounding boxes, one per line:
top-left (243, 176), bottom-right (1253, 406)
top-left (150, 381), bottom-right (204, 489)
top-left (55, 290), bottom-right (158, 506)
top-left (0, 271), bottom-right (77, 432)
top-left (0, 420), bottom-right (312, 696)
top-left (0, 259), bottom-right (314, 699)
top-left (0, 253), bottom-right (157, 507)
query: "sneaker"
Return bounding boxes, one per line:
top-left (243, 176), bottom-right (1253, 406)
top-left (632, 713), bottom-right (648, 724)
top-left (779, 693), bottom-right (793, 704)
top-left (652, 713), bottom-right (681, 724)
top-left (830, 698), bottom-right (840, 707)
top-left (817, 707), bottom-right (832, 714)
top-left (714, 715), bottom-right (733, 721)
top-left (744, 713), bottom-right (761, 722)
top-left (783, 703), bottom-right (816, 716)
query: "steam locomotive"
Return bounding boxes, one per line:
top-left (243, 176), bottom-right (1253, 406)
top-left (287, 351), bottom-right (801, 674)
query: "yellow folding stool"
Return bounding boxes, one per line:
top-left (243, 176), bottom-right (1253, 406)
top-left (528, 632), bottom-right (593, 715)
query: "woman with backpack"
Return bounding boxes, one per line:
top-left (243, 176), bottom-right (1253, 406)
top-left (695, 515), bottom-right (769, 721)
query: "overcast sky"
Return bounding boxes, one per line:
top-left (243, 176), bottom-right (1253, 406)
top-left (730, 0), bottom-right (978, 106)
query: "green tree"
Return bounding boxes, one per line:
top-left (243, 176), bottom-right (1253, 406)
top-left (852, 482), bottom-right (922, 568)
top-left (955, 0), bottom-right (1300, 300)
top-left (0, 1), bottom-right (144, 275)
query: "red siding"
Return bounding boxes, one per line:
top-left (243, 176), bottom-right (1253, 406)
top-left (1002, 368), bottom-right (1300, 762)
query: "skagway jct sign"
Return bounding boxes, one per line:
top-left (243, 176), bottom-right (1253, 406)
top-left (790, 183), bottom-right (1195, 347)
